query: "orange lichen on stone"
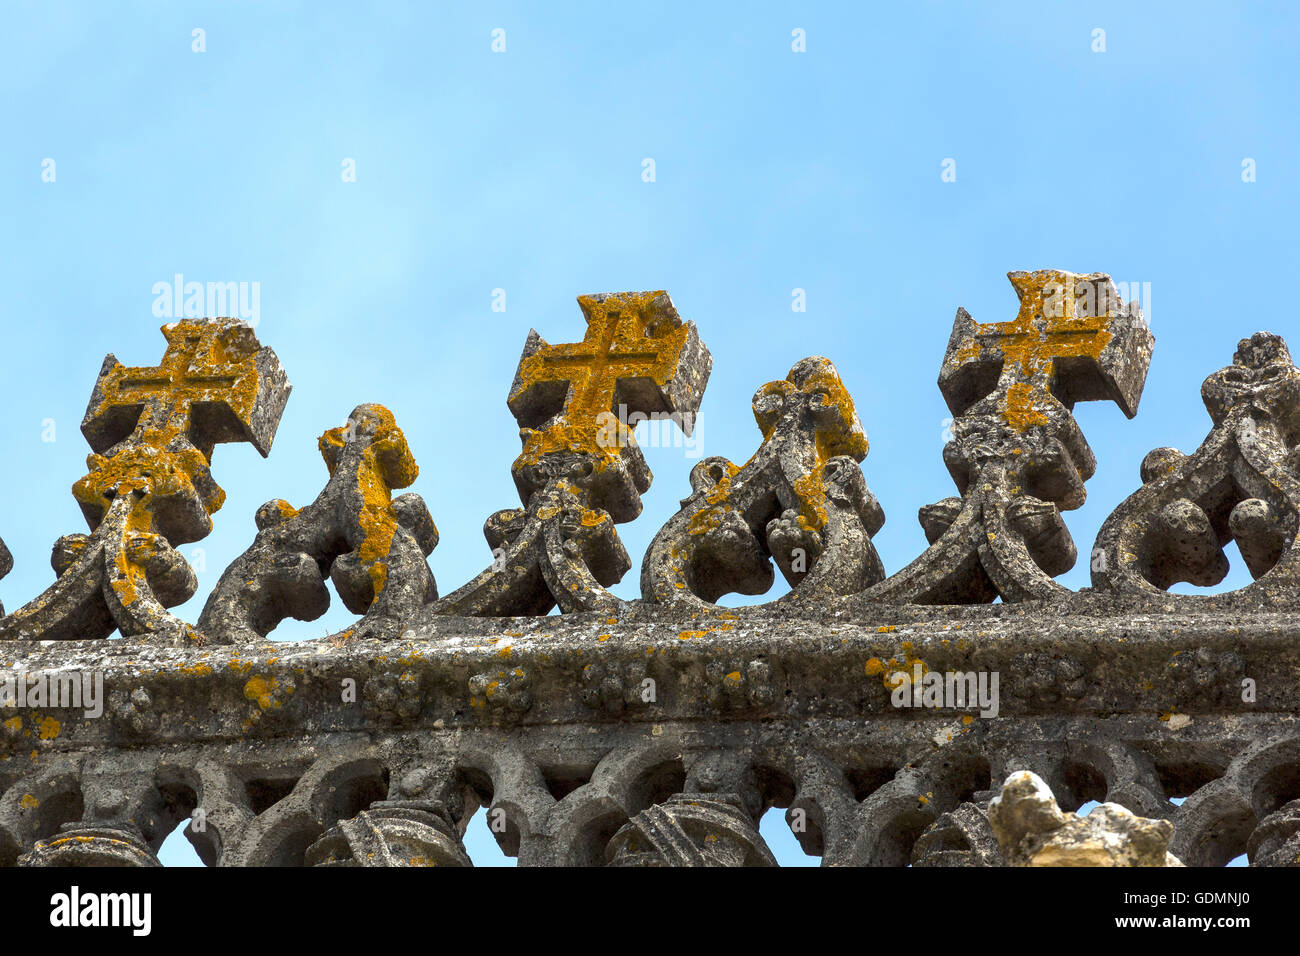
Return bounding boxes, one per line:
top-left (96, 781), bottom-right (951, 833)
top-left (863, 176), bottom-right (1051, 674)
top-left (243, 675), bottom-right (290, 710)
top-left (958, 270), bottom-right (1118, 433)
top-left (318, 404), bottom-right (421, 598)
top-left (687, 461), bottom-right (742, 536)
top-left (75, 321), bottom-right (273, 527)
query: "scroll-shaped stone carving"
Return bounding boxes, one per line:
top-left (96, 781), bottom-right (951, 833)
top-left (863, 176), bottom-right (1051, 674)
top-left (605, 793), bottom-right (777, 866)
top-left (199, 403), bottom-right (436, 642)
top-left (863, 270), bottom-right (1152, 604)
top-left (0, 320), bottom-right (289, 643)
top-left (435, 291), bottom-right (710, 616)
top-left (642, 356), bottom-right (884, 607)
top-left (1093, 332), bottom-right (1300, 598)
top-left (305, 801), bottom-right (471, 867)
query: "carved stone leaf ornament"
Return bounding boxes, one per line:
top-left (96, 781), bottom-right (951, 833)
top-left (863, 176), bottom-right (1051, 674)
top-left (3, 277), bottom-right (1299, 870)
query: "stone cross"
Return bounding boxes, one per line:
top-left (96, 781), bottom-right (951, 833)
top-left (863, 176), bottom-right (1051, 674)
top-left (507, 290), bottom-right (711, 476)
top-left (83, 320), bottom-right (289, 461)
top-left (76, 319), bottom-right (291, 538)
top-left (0, 318), bottom-right (291, 642)
top-left (938, 269), bottom-right (1152, 430)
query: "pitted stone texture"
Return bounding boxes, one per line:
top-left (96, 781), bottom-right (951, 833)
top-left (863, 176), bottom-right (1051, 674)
top-left (199, 403), bottom-right (436, 643)
top-left (605, 793), bottom-right (776, 866)
top-left (305, 802), bottom-right (471, 867)
top-left (1094, 331), bottom-right (1300, 601)
top-left (643, 356), bottom-right (884, 608)
top-left (18, 826), bottom-right (161, 867)
top-left (911, 801), bottom-right (1002, 867)
top-left (860, 270), bottom-right (1152, 605)
top-left (0, 537), bottom-right (11, 617)
top-left (989, 770), bottom-right (1181, 866)
top-left (437, 291), bottom-right (711, 616)
top-left (0, 319), bottom-right (290, 643)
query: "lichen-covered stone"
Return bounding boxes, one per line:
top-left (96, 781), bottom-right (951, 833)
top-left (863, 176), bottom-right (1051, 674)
top-left (989, 770), bottom-right (1182, 866)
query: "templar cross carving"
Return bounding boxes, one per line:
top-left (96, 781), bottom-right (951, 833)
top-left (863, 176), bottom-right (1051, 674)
top-left (941, 269), bottom-right (1147, 432)
top-left (0, 319), bottom-right (290, 643)
top-left (507, 290), bottom-right (711, 517)
top-left (862, 270), bottom-right (1153, 604)
top-left (432, 291), bottom-right (712, 617)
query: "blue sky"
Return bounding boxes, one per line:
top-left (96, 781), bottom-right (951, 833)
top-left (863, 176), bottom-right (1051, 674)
top-left (2, 1), bottom-right (1289, 866)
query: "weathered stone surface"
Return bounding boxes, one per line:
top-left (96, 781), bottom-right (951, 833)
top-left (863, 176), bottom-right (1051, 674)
top-left (860, 270), bottom-right (1153, 604)
top-left (305, 801), bottom-right (471, 867)
top-left (1094, 331), bottom-right (1300, 601)
top-left (606, 793), bottom-right (776, 866)
top-left (643, 356), bottom-right (884, 607)
top-left (0, 601), bottom-right (1295, 866)
top-left (435, 291), bottom-right (710, 616)
top-left (1, 274), bottom-right (1299, 868)
top-left (199, 403), bottom-right (436, 643)
top-left (0, 537), bottom-right (11, 617)
top-left (0, 319), bottom-right (290, 644)
top-left (989, 770), bottom-right (1181, 866)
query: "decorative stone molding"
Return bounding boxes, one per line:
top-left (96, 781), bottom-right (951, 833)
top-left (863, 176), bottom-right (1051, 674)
top-left (1, 276), bottom-right (1298, 867)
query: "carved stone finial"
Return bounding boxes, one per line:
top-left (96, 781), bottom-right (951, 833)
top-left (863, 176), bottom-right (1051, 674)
top-left (0, 319), bottom-right (290, 643)
top-left (643, 356), bottom-right (884, 606)
top-left (988, 770), bottom-right (1182, 866)
top-left (435, 291), bottom-right (711, 616)
top-left (864, 270), bottom-right (1152, 604)
top-left (1093, 330), bottom-right (1300, 597)
top-left (199, 403), bottom-right (437, 643)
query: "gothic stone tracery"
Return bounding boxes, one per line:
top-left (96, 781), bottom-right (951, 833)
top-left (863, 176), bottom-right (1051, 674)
top-left (1, 273), bottom-right (1299, 868)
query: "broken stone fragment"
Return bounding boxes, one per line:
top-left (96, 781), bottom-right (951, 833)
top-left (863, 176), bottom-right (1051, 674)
top-left (988, 770), bottom-right (1182, 866)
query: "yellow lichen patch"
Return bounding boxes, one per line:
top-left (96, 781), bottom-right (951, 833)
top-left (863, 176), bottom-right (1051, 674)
top-left (227, 658), bottom-right (254, 675)
top-left (877, 625), bottom-right (896, 633)
top-left (687, 462), bottom-right (743, 537)
top-left (20, 794), bottom-right (39, 809)
top-left (243, 675), bottom-right (289, 710)
top-left (176, 661), bottom-right (213, 677)
top-left (1003, 381), bottom-right (1050, 432)
top-left (958, 271), bottom-right (1118, 433)
top-left (75, 321), bottom-right (272, 528)
top-left (865, 642), bottom-right (930, 690)
top-left (37, 717), bottom-right (60, 740)
top-left (319, 404), bottom-right (420, 599)
top-left (678, 630), bottom-right (711, 641)
top-left (3, 716), bottom-right (21, 733)
top-left (776, 359), bottom-right (870, 533)
top-left (596, 634), bottom-right (612, 642)
top-left (510, 290), bottom-right (696, 478)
